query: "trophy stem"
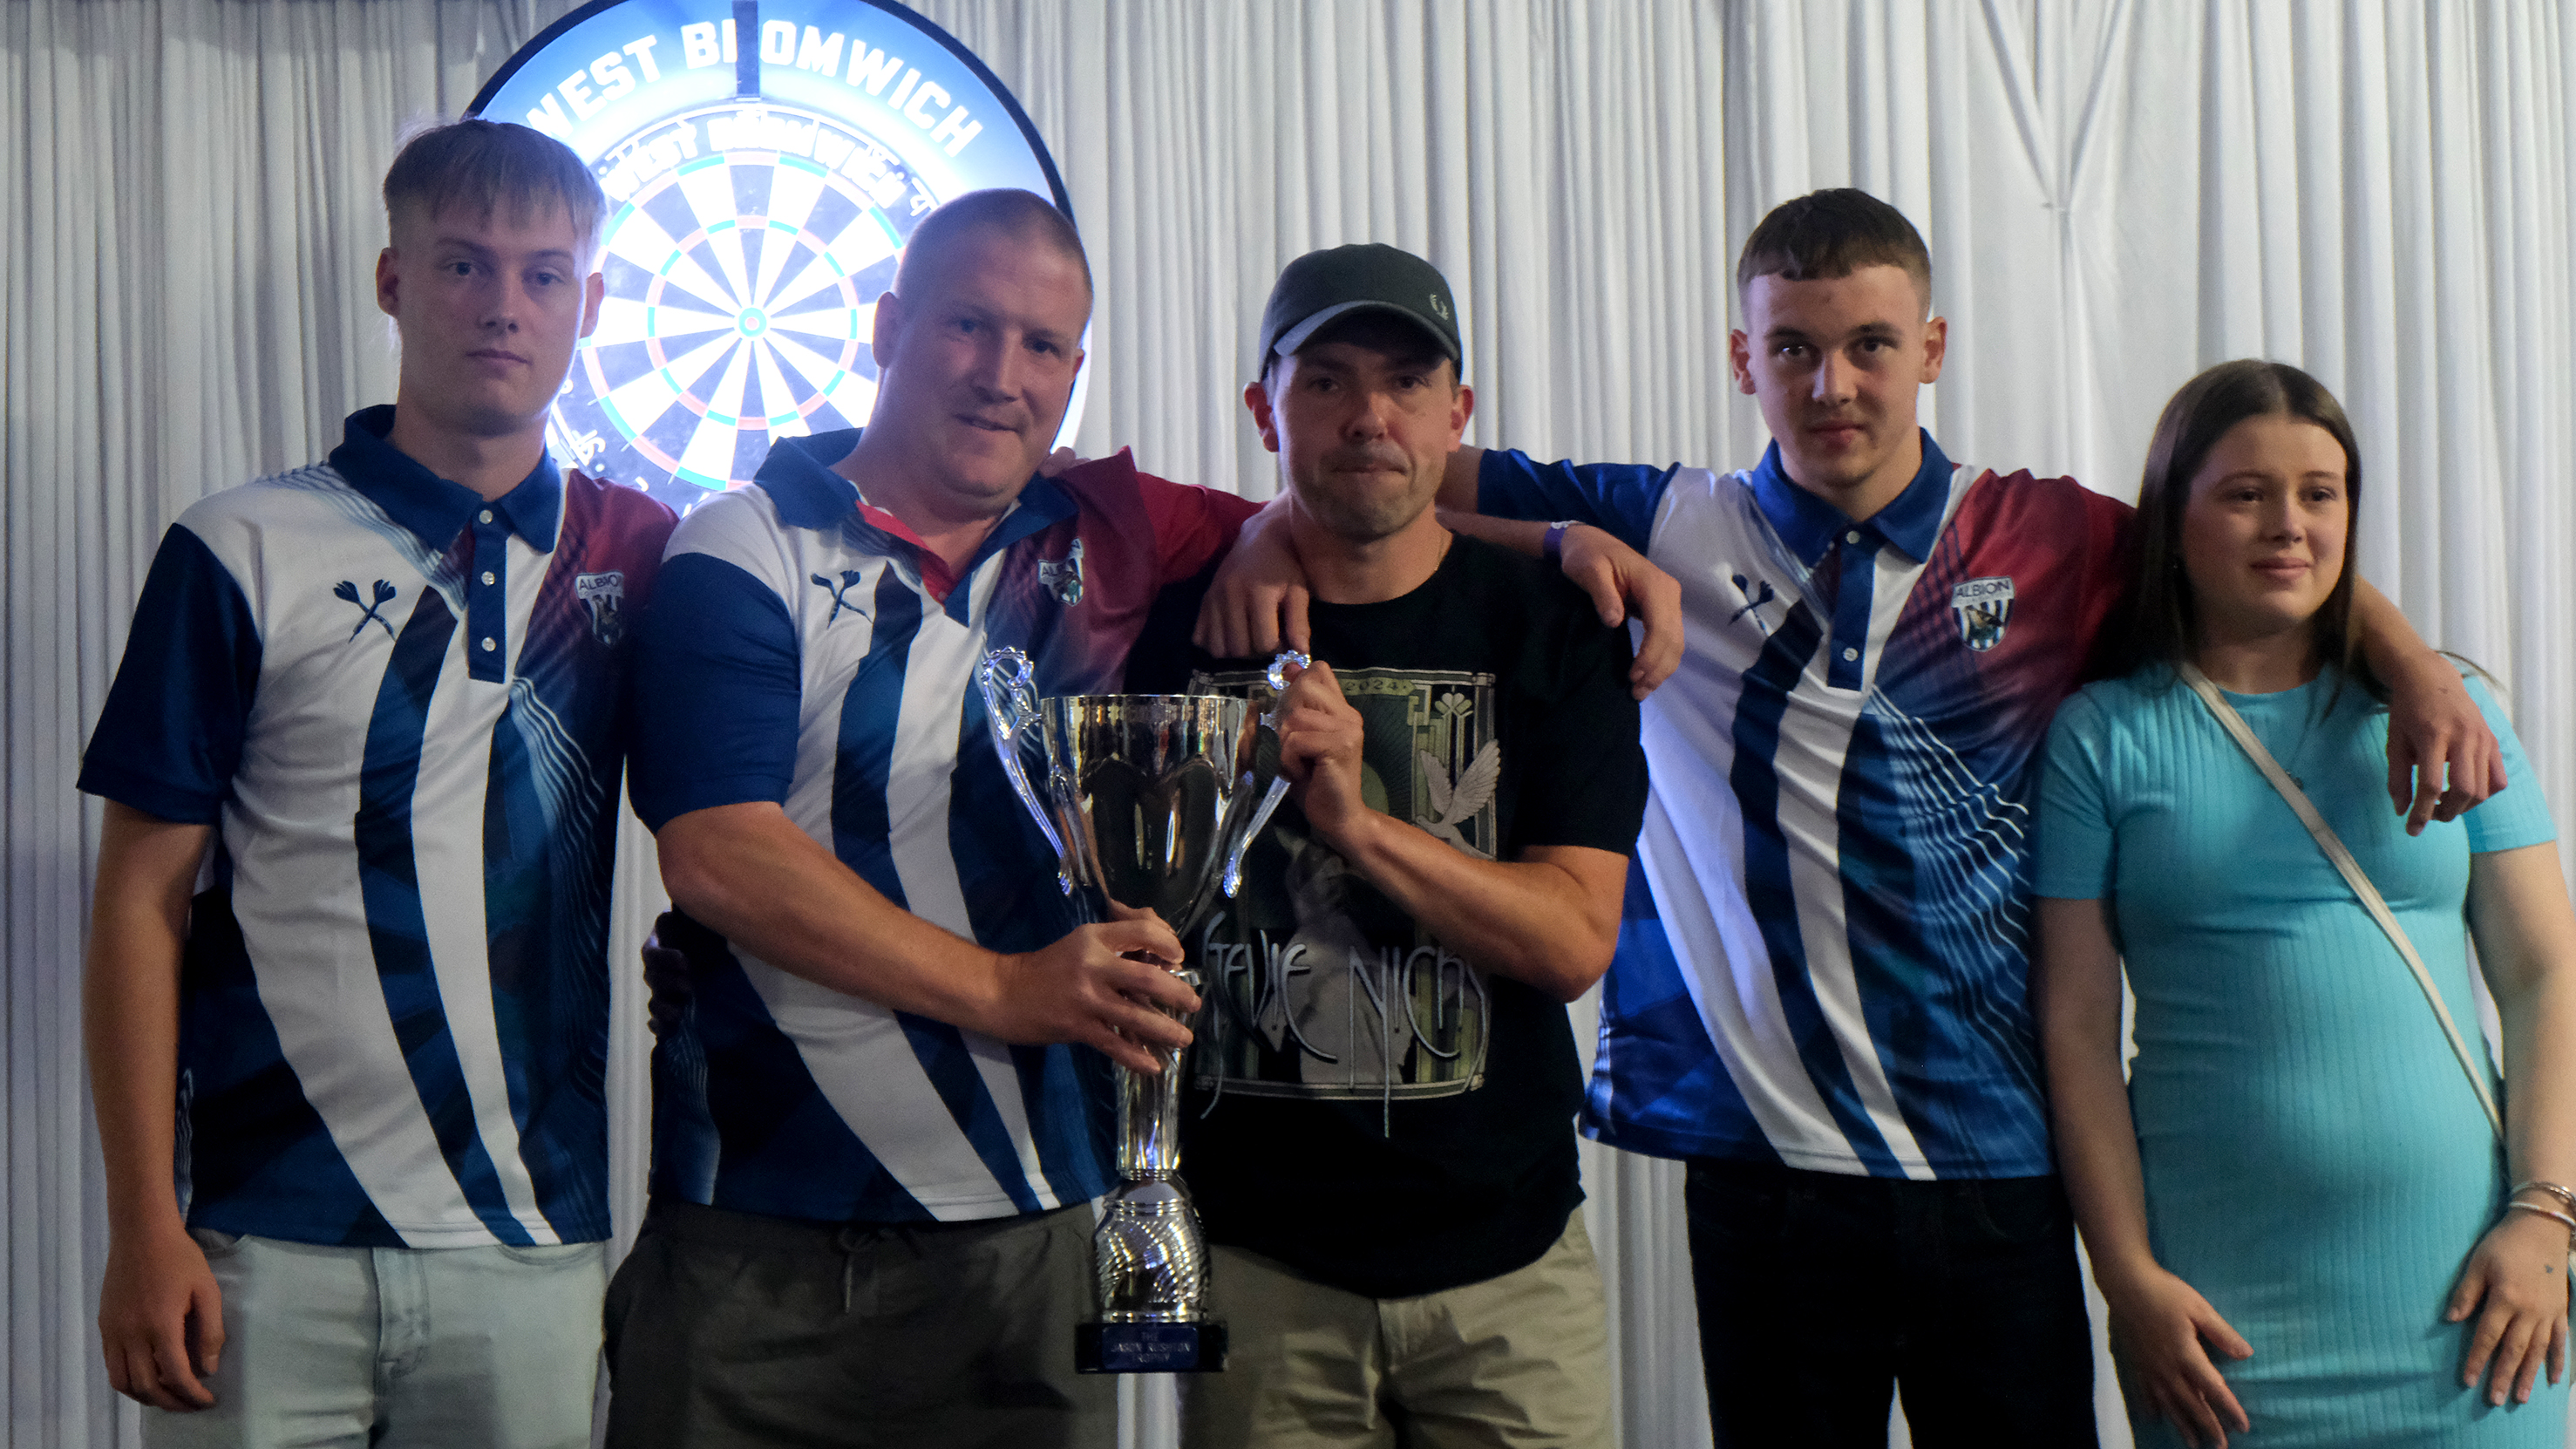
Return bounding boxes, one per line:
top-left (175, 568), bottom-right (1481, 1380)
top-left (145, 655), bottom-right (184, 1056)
top-left (1075, 961), bottom-right (1226, 1371)
top-left (968, 670), bottom-right (1260, 1374)
top-left (1117, 967), bottom-right (1196, 1180)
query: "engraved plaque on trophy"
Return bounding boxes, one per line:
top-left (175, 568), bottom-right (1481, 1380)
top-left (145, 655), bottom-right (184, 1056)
top-left (977, 649), bottom-right (1292, 1374)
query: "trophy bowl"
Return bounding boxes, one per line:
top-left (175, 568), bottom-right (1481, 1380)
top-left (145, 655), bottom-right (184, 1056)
top-left (1038, 692), bottom-right (1254, 936)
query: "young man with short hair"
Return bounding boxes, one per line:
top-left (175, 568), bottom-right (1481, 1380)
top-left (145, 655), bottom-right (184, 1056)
top-left (80, 119), bottom-right (674, 1446)
top-left (606, 188), bottom-right (1260, 1449)
top-left (1167, 244), bottom-right (1647, 1449)
top-left (1474, 188), bottom-right (2499, 1446)
top-left (1203, 189), bottom-right (2499, 1446)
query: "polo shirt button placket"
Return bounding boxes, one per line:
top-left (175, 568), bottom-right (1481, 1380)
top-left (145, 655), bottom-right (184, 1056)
top-left (1825, 527), bottom-right (1880, 690)
top-left (469, 512), bottom-right (508, 681)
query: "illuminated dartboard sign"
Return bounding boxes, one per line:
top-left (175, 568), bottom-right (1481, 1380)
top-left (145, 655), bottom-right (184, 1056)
top-left (472, 0), bottom-right (1077, 511)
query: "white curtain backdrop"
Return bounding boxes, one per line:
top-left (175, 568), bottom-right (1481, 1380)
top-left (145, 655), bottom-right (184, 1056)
top-left (7, 3), bottom-right (2572, 1445)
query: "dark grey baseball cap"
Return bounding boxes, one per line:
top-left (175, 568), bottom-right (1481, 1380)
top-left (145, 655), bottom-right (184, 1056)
top-left (1255, 243), bottom-right (1462, 378)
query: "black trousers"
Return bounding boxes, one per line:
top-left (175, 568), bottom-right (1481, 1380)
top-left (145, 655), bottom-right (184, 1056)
top-left (602, 1197), bottom-right (1114, 1449)
top-left (1687, 1159), bottom-right (2099, 1449)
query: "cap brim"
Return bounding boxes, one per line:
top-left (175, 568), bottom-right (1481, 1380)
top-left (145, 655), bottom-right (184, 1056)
top-left (1270, 300), bottom-right (1461, 367)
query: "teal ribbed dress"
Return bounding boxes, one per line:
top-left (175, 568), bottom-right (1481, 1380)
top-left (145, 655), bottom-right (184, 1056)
top-left (2038, 669), bottom-right (2566, 1446)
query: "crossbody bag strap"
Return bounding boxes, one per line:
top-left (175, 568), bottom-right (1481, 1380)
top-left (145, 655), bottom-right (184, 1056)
top-left (2176, 662), bottom-right (2505, 1142)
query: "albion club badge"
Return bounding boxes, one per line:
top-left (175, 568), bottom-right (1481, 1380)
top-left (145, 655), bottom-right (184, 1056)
top-left (1038, 538), bottom-right (1084, 607)
top-left (576, 570), bottom-right (628, 647)
top-left (1950, 576), bottom-right (2015, 651)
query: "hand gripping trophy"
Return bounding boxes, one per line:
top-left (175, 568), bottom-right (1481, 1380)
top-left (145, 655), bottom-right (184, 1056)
top-left (976, 647), bottom-right (1302, 1373)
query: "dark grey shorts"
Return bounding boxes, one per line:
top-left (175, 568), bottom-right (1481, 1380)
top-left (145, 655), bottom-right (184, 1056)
top-left (602, 1197), bottom-right (1115, 1449)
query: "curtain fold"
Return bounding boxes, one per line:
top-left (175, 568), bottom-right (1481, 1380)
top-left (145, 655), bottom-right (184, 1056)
top-left (7, 3), bottom-right (2571, 1445)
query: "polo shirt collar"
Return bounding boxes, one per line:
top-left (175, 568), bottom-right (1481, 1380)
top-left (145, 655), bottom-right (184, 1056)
top-left (330, 405), bottom-right (561, 554)
top-left (754, 428), bottom-right (1077, 568)
top-left (1748, 428), bottom-right (1953, 566)
top-left (758, 429), bottom-right (870, 528)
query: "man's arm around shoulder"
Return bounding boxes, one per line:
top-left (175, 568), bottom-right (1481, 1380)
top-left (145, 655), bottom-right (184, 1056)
top-left (1442, 448), bottom-right (1687, 699)
top-left (2082, 483), bottom-right (2504, 833)
top-left (1053, 450), bottom-right (1263, 587)
top-left (1198, 446), bottom-right (1684, 697)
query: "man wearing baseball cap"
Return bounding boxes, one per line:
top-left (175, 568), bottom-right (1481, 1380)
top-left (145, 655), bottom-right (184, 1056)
top-left (1254, 242), bottom-right (1466, 369)
top-left (1150, 244), bottom-right (1646, 1449)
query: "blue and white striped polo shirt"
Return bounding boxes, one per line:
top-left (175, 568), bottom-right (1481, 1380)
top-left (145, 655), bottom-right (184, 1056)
top-left (80, 406), bottom-right (676, 1247)
top-left (1483, 439), bottom-right (2132, 1179)
top-left (629, 430), bottom-right (1254, 1223)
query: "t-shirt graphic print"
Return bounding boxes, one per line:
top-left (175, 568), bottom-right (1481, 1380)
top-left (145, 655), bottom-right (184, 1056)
top-left (1188, 665), bottom-right (1497, 1112)
top-left (1165, 535), bottom-right (1646, 1300)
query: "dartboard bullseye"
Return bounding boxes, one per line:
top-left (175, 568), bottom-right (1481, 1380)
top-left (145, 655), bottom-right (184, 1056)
top-left (475, 0), bottom-right (1077, 514)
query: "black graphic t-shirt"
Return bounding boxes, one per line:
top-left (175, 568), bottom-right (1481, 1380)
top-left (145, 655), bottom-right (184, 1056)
top-left (1166, 534), bottom-right (1647, 1298)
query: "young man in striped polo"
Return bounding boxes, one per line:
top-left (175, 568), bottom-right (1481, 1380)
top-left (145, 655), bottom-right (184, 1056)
top-left (80, 119), bottom-right (675, 1446)
top-left (1465, 188), bottom-right (2503, 1446)
top-left (605, 188), bottom-right (1260, 1448)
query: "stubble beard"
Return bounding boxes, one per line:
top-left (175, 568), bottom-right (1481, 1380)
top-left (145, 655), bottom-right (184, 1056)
top-left (1300, 476), bottom-right (1434, 543)
top-left (1295, 447), bottom-right (1438, 543)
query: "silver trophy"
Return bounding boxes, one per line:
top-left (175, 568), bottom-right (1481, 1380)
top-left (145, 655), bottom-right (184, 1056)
top-left (977, 647), bottom-right (1294, 1374)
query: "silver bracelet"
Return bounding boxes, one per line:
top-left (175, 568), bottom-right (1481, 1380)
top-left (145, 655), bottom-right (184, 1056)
top-left (2512, 1180), bottom-right (2576, 1213)
top-left (2503, 1200), bottom-right (2576, 1235)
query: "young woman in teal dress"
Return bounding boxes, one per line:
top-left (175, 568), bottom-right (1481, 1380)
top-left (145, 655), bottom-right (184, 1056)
top-left (2035, 360), bottom-right (2576, 1448)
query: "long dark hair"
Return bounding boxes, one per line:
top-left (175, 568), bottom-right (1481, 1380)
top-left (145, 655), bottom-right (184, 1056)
top-left (2110, 359), bottom-right (2379, 697)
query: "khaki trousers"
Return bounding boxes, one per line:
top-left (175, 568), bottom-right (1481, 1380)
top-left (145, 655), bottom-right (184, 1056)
top-left (1182, 1212), bottom-right (1612, 1449)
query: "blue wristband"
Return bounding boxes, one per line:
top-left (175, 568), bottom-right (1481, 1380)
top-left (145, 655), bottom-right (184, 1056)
top-left (1542, 520), bottom-right (1574, 565)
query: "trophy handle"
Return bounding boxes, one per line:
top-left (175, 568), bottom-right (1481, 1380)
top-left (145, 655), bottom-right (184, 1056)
top-left (1221, 774), bottom-right (1293, 899)
top-left (1218, 650), bottom-right (1311, 899)
top-left (977, 648), bottom-right (1072, 893)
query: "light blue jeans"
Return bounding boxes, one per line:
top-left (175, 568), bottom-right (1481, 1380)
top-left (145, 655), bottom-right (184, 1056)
top-left (144, 1228), bottom-right (607, 1449)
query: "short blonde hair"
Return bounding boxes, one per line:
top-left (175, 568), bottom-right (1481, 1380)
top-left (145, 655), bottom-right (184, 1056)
top-left (383, 119), bottom-right (607, 261)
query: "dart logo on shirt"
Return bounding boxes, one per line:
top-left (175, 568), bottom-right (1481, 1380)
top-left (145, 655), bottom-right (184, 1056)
top-left (1187, 665), bottom-right (1497, 1118)
top-left (334, 579), bottom-right (399, 641)
top-left (1729, 574), bottom-right (1781, 635)
top-left (1951, 576), bottom-right (2015, 652)
top-left (811, 570), bottom-right (870, 624)
top-left (577, 571), bottom-right (628, 648)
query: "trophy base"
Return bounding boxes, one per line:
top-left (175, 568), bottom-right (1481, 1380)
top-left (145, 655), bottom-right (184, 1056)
top-left (1075, 1320), bottom-right (1229, 1374)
